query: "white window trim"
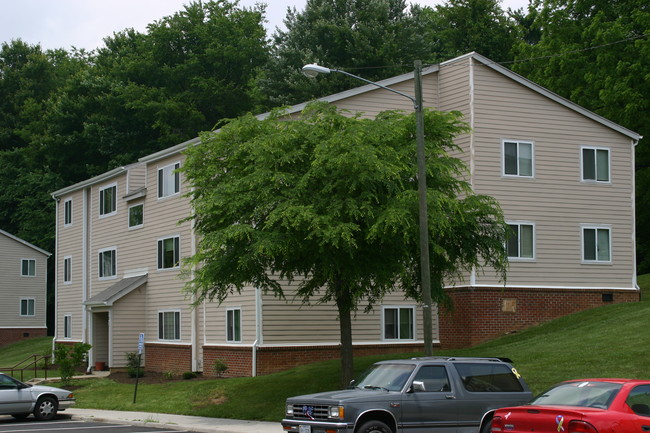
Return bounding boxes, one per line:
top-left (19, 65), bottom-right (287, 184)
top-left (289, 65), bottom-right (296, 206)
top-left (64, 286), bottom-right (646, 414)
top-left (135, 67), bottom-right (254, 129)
top-left (581, 224), bottom-right (612, 264)
top-left (157, 235), bottom-right (181, 270)
top-left (158, 309), bottom-right (181, 341)
top-left (99, 183), bottom-right (118, 218)
top-left (63, 256), bottom-right (72, 285)
top-left (381, 305), bottom-right (416, 342)
top-left (157, 161), bottom-right (181, 199)
top-left (128, 203), bottom-right (144, 229)
top-left (506, 221), bottom-right (536, 262)
top-left (21, 258), bottom-right (36, 277)
top-left (64, 198), bottom-right (73, 226)
top-left (63, 314), bottom-right (72, 339)
top-left (20, 298), bottom-right (35, 317)
top-left (580, 146), bottom-right (611, 184)
top-left (226, 307), bottom-right (242, 343)
top-left (98, 246), bottom-right (118, 280)
top-left (502, 139), bottom-right (535, 178)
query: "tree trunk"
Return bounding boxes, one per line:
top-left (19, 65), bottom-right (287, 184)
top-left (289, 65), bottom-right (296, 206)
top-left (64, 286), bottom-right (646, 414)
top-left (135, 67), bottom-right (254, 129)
top-left (335, 280), bottom-right (354, 389)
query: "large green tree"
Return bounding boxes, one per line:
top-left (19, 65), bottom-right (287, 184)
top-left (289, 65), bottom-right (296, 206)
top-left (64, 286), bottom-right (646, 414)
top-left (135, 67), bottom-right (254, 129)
top-left (182, 102), bottom-right (508, 385)
top-left (260, 0), bottom-right (440, 106)
top-left (511, 0), bottom-right (649, 271)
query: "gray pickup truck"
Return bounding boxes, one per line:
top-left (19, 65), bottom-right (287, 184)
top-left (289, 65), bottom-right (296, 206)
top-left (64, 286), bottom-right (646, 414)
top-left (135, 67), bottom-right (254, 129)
top-left (281, 356), bottom-right (532, 433)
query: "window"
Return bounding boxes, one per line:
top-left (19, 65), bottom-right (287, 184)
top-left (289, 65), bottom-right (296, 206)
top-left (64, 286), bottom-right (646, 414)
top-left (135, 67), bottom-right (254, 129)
top-left (98, 248), bottom-right (117, 278)
top-left (412, 365), bottom-right (451, 392)
top-left (64, 315), bottom-right (71, 339)
top-left (158, 311), bottom-right (180, 340)
top-left (583, 226), bottom-right (611, 263)
top-left (64, 199), bottom-right (73, 226)
top-left (158, 236), bottom-right (180, 269)
top-left (158, 162), bottom-right (180, 198)
top-left (128, 204), bottom-right (144, 228)
top-left (227, 308), bottom-right (242, 342)
top-left (20, 298), bottom-right (35, 316)
top-left (383, 306), bottom-right (414, 340)
top-left (507, 223), bottom-right (535, 259)
top-left (503, 140), bottom-right (533, 177)
top-left (582, 147), bottom-right (610, 182)
top-left (21, 259), bottom-right (36, 276)
top-left (627, 385), bottom-right (650, 416)
top-left (99, 184), bottom-right (117, 216)
top-left (454, 363), bottom-right (524, 392)
top-left (64, 256), bottom-right (72, 284)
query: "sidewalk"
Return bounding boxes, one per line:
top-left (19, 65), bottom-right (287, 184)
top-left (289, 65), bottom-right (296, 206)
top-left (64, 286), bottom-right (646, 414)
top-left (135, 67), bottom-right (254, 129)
top-left (67, 408), bottom-right (281, 433)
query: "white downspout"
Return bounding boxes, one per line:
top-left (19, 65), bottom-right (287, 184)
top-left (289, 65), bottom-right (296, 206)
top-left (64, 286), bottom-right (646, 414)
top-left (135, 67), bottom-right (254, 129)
top-left (252, 287), bottom-right (263, 377)
top-left (52, 196), bottom-right (60, 360)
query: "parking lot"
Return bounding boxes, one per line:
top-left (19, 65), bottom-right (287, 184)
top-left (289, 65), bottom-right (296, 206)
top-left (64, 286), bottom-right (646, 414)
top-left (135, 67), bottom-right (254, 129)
top-left (0, 416), bottom-right (196, 433)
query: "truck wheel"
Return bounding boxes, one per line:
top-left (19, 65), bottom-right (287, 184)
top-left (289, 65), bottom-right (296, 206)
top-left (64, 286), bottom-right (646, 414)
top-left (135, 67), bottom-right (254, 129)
top-left (357, 420), bottom-right (393, 433)
top-left (480, 418), bottom-right (493, 433)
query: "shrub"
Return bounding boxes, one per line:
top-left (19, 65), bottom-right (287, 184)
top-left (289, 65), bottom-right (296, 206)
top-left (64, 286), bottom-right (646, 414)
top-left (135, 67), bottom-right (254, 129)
top-left (213, 359), bottom-right (228, 377)
top-left (182, 371), bottom-right (197, 380)
top-left (163, 371), bottom-right (175, 380)
top-left (54, 342), bottom-right (92, 386)
top-left (125, 352), bottom-right (144, 378)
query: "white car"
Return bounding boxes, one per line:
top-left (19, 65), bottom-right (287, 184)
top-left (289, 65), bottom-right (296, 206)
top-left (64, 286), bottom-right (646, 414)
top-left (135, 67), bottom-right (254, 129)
top-left (0, 373), bottom-right (76, 420)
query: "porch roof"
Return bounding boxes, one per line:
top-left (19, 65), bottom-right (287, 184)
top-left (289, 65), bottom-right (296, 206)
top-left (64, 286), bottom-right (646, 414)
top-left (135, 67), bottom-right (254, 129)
top-left (84, 274), bottom-right (148, 307)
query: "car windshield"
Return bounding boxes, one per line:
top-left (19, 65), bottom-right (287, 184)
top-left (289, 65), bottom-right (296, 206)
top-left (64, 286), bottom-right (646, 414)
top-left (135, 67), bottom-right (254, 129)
top-left (532, 381), bottom-right (622, 409)
top-left (353, 363), bottom-right (415, 392)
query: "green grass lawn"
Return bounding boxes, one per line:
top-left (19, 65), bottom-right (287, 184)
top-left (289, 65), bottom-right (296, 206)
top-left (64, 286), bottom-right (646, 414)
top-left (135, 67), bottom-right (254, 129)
top-left (0, 336), bottom-right (53, 381)
top-left (2, 277), bottom-right (649, 422)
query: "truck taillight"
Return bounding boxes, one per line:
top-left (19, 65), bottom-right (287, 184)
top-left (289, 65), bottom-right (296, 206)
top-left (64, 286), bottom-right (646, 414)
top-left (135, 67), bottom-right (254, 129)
top-left (491, 416), bottom-right (503, 432)
top-left (568, 420), bottom-right (598, 433)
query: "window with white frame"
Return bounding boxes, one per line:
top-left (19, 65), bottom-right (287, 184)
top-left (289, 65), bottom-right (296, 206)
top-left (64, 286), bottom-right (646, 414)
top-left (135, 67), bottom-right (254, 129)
top-left (383, 306), bottom-right (415, 340)
top-left (128, 203), bottom-right (144, 228)
top-left (21, 259), bottom-right (36, 276)
top-left (64, 315), bottom-right (71, 339)
top-left (582, 225), bottom-right (611, 263)
top-left (64, 256), bottom-right (72, 284)
top-left (227, 308), bottom-right (242, 342)
top-left (503, 140), bottom-right (534, 177)
top-left (98, 247), bottom-right (116, 278)
top-left (507, 223), bottom-right (535, 259)
top-left (64, 199), bottom-right (73, 226)
top-left (99, 184), bottom-right (117, 216)
top-left (158, 310), bottom-right (180, 340)
top-left (157, 236), bottom-right (180, 269)
top-left (158, 162), bottom-right (180, 198)
top-left (20, 298), bottom-right (35, 316)
top-left (582, 147), bottom-right (610, 182)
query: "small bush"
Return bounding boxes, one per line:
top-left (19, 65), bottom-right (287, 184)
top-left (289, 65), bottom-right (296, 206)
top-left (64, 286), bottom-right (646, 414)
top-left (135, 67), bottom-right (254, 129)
top-left (125, 352), bottom-right (144, 378)
top-left (213, 359), bottom-right (228, 377)
top-left (182, 371), bottom-right (197, 380)
top-left (54, 342), bottom-right (92, 386)
top-left (163, 371), bottom-right (175, 380)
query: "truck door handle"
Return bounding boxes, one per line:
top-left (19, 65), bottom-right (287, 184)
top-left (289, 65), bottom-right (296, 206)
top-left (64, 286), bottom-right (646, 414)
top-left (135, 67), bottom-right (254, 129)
top-left (445, 395), bottom-right (456, 400)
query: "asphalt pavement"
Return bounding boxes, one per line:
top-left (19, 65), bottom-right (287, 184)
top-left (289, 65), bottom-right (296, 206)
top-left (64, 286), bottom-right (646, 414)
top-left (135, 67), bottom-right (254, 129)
top-left (67, 408), bottom-right (281, 433)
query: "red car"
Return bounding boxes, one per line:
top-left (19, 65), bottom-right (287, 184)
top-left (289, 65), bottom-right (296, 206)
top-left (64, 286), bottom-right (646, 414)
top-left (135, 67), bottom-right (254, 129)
top-left (491, 379), bottom-right (650, 433)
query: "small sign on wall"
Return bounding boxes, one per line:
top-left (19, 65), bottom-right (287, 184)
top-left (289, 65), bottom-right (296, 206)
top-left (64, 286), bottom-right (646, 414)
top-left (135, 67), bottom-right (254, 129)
top-left (502, 298), bottom-right (517, 313)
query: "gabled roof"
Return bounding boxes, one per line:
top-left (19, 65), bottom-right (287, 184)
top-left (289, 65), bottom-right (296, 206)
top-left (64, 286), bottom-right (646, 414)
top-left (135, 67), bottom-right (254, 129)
top-left (84, 274), bottom-right (148, 307)
top-left (0, 229), bottom-right (50, 257)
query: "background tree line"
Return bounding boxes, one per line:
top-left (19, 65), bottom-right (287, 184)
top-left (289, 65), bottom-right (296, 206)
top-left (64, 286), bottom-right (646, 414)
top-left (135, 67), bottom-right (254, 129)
top-left (0, 0), bottom-right (647, 330)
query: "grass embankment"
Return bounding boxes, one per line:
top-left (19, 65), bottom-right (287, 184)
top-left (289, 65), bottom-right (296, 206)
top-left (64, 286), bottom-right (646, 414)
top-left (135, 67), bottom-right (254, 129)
top-left (0, 336), bottom-right (53, 381)
top-left (2, 278), bottom-right (649, 421)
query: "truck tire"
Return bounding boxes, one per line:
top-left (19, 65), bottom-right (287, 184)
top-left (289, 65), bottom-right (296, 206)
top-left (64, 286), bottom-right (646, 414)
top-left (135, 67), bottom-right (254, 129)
top-left (357, 420), bottom-right (393, 433)
top-left (480, 418), bottom-right (493, 433)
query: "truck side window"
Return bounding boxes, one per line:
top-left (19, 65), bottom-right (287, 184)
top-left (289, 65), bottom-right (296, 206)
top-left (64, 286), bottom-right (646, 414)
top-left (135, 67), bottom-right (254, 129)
top-left (454, 363), bottom-right (524, 392)
top-left (412, 366), bottom-right (451, 392)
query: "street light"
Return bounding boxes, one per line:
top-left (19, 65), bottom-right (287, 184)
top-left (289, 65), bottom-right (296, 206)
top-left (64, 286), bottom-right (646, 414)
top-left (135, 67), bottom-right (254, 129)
top-left (302, 61), bottom-right (434, 356)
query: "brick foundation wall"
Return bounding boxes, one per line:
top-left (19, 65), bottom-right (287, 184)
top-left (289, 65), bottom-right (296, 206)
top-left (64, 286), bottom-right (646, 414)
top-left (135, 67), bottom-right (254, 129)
top-left (144, 343), bottom-right (192, 374)
top-left (439, 287), bottom-right (640, 349)
top-left (0, 328), bottom-right (47, 347)
top-left (203, 343), bottom-right (427, 378)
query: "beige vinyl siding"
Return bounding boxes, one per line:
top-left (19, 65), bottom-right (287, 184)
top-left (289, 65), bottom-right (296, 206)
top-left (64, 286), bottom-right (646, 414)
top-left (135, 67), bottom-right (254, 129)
top-left (203, 287), bottom-right (257, 344)
top-left (0, 235), bottom-right (47, 328)
top-left (469, 63), bottom-right (635, 288)
top-left (111, 286), bottom-right (146, 367)
top-left (126, 163), bottom-right (146, 194)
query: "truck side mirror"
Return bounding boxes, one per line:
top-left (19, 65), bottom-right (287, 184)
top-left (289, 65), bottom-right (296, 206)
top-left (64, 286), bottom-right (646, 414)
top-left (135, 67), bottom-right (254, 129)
top-left (411, 380), bottom-right (425, 392)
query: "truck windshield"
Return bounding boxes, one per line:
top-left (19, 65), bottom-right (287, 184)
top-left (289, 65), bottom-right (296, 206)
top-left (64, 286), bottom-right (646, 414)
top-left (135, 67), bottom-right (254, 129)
top-left (354, 364), bottom-right (415, 391)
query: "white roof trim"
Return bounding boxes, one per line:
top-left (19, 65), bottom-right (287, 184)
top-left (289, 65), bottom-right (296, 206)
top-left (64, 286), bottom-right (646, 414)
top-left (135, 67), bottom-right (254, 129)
top-left (0, 229), bottom-right (51, 256)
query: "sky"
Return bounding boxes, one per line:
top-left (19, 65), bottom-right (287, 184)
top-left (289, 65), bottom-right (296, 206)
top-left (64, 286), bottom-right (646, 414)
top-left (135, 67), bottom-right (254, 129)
top-left (0, 0), bottom-right (530, 52)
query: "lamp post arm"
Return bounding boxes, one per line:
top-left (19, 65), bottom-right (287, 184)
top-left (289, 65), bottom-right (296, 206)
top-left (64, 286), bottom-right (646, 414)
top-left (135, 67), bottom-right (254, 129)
top-left (331, 68), bottom-right (418, 110)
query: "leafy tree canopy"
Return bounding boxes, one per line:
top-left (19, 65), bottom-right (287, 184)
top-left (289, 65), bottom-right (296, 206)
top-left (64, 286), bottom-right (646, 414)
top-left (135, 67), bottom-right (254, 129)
top-left (182, 102), bottom-right (508, 384)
